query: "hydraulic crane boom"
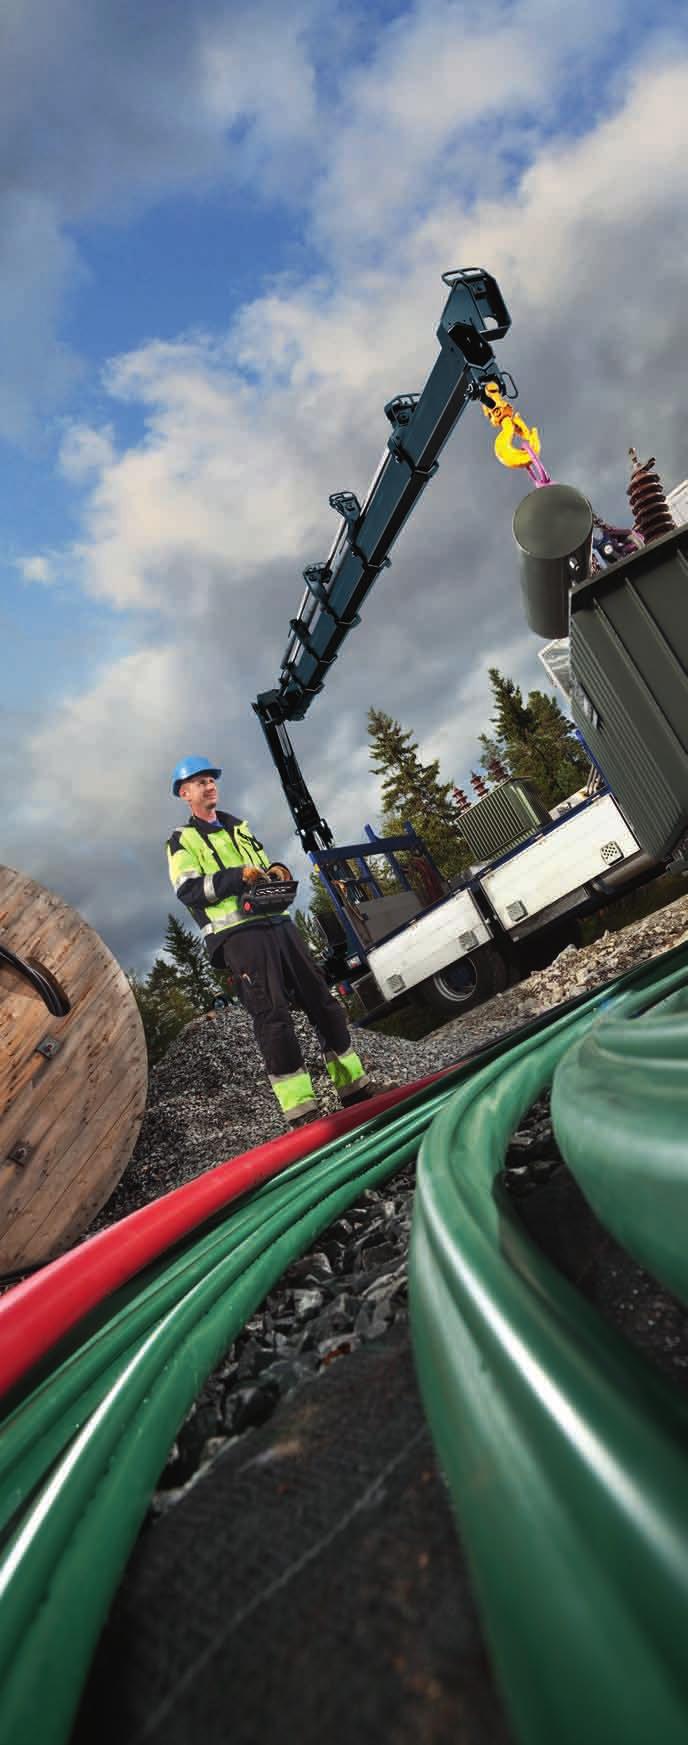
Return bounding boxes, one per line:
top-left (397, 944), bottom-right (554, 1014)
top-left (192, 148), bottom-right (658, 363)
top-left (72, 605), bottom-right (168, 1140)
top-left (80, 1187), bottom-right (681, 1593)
top-left (253, 267), bottom-right (512, 852)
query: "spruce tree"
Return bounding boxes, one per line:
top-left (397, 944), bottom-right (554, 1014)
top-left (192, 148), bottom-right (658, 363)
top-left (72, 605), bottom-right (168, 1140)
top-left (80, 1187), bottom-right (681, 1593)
top-left (308, 867), bottom-right (335, 919)
top-left (128, 963), bottom-right (200, 1066)
top-left (163, 913), bottom-right (226, 1008)
top-left (479, 667), bottom-right (590, 808)
top-left (294, 905), bottom-right (330, 954)
top-left (367, 707), bottom-right (471, 879)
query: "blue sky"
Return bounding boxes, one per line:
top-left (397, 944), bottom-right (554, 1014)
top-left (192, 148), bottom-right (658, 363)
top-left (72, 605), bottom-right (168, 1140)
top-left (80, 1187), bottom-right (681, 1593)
top-left (2, 0), bottom-right (688, 971)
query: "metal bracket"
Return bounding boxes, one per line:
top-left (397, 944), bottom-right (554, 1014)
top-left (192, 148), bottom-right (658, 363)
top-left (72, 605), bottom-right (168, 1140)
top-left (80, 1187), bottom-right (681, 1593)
top-left (480, 372), bottom-right (518, 405)
top-left (302, 563), bottom-right (331, 605)
top-left (288, 620), bottom-right (338, 665)
top-left (301, 567), bottom-right (360, 632)
top-left (328, 491), bottom-right (391, 576)
top-left (384, 395), bottom-right (439, 477)
top-left (349, 550), bottom-right (391, 577)
top-left (384, 393), bottom-right (419, 428)
top-left (387, 427), bottom-right (439, 479)
top-left (329, 491), bottom-right (361, 525)
top-left (35, 1035), bottom-right (62, 1060)
top-left (280, 667), bottom-right (324, 703)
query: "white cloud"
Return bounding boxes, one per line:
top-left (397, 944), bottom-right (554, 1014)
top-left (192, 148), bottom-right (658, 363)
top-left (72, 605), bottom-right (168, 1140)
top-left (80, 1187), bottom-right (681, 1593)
top-left (59, 423), bottom-right (116, 482)
top-left (0, 0), bottom-right (334, 443)
top-left (0, 0), bottom-right (326, 219)
top-left (9, 18), bottom-right (688, 967)
top-left (17, 554), bottom-right (55, 585)
top-left (0, 194), bottom-right (83, 442)
top-left (307, 0), bottom-right (655, 258)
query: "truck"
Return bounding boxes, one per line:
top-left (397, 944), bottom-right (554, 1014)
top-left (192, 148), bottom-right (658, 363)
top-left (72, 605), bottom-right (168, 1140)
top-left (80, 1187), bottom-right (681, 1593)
top-left (253, 267), bottom-right (687, 1022)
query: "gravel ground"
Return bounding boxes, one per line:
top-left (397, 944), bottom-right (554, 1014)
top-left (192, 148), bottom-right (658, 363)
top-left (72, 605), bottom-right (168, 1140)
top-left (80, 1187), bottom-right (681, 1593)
top-left (98, 887), bottom-right (688, 1227)
top-left (155, 1160), bottom-right (419, 1505)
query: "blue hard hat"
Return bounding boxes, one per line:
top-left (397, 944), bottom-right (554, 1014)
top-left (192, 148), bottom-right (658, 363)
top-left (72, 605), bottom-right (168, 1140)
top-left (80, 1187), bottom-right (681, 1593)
top-left (171, 756), bottom-right (222, 797)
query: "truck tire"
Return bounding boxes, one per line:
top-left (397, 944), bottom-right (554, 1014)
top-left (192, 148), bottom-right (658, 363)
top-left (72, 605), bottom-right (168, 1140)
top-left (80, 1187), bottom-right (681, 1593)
top-left (418, 945), bottom-right (507, 1017)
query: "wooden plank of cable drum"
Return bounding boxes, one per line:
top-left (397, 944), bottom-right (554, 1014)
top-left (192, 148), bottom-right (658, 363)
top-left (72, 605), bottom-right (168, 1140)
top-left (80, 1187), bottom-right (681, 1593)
top-left (0, 865), bottom-right (148, 1272)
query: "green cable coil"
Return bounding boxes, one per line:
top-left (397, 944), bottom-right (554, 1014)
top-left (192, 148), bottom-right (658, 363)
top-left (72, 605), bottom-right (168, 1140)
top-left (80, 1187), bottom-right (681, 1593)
top-left (409, 941), bottom-right (688, 1745)
top-left (552, 981), bottom-right (688, 1307)
top-left (1, 943), bottom-right (688, 1744)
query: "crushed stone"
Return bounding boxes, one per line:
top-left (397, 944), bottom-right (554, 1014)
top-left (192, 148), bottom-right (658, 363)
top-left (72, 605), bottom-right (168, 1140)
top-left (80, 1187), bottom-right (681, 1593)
top-left (99, 888), bottom-right (688, 1228)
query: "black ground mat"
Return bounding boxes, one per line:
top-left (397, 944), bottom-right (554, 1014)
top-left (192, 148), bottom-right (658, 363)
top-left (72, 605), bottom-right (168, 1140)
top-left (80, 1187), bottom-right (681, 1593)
top-left (73, 1325), bottom-right (512, 1745)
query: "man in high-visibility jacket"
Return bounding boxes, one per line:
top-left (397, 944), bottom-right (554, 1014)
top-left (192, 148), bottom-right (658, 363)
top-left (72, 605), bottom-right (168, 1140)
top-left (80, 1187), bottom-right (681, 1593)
top-left (166, 756), bottom-right (380, 1126)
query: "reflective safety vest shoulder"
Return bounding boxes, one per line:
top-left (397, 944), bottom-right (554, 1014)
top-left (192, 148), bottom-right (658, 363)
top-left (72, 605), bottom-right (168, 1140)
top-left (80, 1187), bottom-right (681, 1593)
top-left (166, 809), bottom-right (271, 957)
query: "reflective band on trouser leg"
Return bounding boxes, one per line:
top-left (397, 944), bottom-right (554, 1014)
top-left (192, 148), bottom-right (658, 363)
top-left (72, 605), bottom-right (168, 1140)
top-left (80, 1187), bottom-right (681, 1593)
top-left (270, 1069), bottom-right (318, 1121)
top-left (325, 1049), bottom-right (368, 1096)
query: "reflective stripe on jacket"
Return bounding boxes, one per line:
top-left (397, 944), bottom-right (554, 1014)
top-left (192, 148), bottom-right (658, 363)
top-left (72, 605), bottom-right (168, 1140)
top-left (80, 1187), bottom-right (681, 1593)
top-left (166, 810), bottom-right (271, 958)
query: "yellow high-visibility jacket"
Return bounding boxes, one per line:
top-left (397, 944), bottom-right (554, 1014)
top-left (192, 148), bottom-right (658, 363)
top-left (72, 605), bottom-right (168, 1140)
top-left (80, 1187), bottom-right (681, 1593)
top-left (166, 809), bottom-right (271, 960)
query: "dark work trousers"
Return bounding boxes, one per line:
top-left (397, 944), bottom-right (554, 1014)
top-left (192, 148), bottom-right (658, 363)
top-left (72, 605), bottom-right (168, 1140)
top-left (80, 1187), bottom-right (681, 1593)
top-left (221, 919), bottom-right (352, 1078)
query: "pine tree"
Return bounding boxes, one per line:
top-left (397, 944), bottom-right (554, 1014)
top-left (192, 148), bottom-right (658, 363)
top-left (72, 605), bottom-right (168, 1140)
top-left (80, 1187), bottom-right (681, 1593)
top-left (367, 707), bottom-right (471, 879)
top-left (479, 668), bottom-right (589, 808)
top-left (128, 964), bottom-right (200, 1067)
top-left (308, 867), bottom-right (335, 919)
top-left (293, 905), bottom-right (328, 955)
top-left (163, 913), bottom-right (226, 1008)
top-left (128, 917), bottom-right (230, 1065)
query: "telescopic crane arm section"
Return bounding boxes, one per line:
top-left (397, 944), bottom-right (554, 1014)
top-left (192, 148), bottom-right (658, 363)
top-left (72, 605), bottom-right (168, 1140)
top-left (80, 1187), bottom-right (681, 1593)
top-left (253, 267), bottom-right (512, 852)
top-left (255, 711), bottom-right (335, 852)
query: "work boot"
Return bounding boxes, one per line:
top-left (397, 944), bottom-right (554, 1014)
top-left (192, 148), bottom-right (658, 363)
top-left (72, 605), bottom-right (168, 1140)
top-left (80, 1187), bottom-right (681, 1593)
top-left (340, 1080), bottom-right (402, 1108)
top-left (287, 1112), bottom-right (319, 1131)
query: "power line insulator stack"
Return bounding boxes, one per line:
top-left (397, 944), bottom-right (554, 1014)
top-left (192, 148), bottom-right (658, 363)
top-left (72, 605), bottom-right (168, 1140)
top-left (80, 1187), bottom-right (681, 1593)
top-left (470, 771), bottom-right (489, 799)
top-left (487, 757), bottom-right (509, 784)
top-left (452, 786), bottom-right (469, 812)
top-left (627, 449), bottom-right (675, 545)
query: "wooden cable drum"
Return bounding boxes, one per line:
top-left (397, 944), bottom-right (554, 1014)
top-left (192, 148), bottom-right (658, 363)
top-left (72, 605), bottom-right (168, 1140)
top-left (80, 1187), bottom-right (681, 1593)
top-left (0, 864), bottom-right (148, 1273)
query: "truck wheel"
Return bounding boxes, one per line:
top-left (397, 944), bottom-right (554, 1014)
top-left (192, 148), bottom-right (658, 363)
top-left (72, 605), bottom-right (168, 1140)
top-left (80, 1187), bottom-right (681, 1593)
top-left (418, 945), bottom-right (507, 1017)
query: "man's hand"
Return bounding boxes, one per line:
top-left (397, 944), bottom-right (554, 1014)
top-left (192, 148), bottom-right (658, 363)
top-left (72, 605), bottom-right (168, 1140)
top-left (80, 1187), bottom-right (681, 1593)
top-left (242, 865), bottom-right (262, 884)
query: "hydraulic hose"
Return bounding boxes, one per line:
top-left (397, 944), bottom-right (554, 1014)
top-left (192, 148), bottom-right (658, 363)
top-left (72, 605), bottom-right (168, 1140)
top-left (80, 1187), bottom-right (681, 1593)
top-left (551, 981), bottom-right (688, 1307)
top-left (409, 942), bottom-right (688, 1745)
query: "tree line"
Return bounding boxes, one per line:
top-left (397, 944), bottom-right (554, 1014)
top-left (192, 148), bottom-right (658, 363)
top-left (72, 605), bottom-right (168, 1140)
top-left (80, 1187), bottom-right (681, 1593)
top-left (131, 668), bottom-right (588, 1061)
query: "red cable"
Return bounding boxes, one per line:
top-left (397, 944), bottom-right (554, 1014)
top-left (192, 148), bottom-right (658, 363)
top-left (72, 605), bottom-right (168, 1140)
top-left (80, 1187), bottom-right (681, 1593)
top-left (0, 1070), bottom-right (452, 1399)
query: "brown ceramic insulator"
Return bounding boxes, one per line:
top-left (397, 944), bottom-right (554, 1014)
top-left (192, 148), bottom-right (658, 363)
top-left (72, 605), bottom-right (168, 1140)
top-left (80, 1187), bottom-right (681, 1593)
top-left (452, 786), bottom-right (469, 812)
top-left (627, 449), bottom-right (675, 544)
top-left (470, 771), bottom-right (489, 798)
top-left (487, 757), bottom-right (508, 783)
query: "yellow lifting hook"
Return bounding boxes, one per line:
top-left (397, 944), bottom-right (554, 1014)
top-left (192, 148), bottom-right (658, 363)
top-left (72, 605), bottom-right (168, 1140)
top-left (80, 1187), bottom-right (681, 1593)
top-left (482, 381), bottom-right (542, 470)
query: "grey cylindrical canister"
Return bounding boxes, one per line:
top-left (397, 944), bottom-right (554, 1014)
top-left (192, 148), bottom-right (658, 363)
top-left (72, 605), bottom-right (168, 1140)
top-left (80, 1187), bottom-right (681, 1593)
top-left (513, 483), bottom-right (594, 638)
